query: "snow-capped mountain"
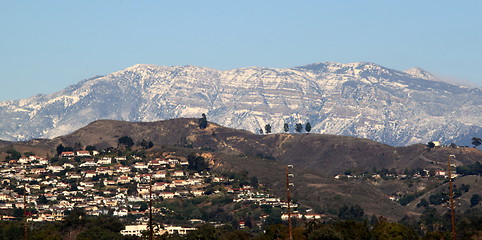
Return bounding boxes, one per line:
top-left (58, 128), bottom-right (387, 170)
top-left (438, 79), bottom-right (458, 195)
top-left (1, 62), bottom-right (481, 146)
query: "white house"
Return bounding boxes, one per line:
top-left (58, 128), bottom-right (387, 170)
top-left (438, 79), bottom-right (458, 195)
top-left (120, 225), bottom-right (147, 237)
top-left (76, 151), bottom-right (91, 157)
top-left (97, 158), bottom-right (112, 165)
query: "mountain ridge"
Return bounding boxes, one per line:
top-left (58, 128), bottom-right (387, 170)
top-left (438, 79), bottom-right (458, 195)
top-left (1, 62), bottom-right (481, 146)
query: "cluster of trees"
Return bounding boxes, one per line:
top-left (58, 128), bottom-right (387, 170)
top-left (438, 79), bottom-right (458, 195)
top-left (0, 210), bottom-right (127, 240)
top-left (259, 122), bottom-right (312, 134)
top-left (55, 143), bottom-right (86, 155)
top-left (4, 149), bottom-right (21, 160)
top-left (1, 203), bottom-right (482, 239)
top-left (337, 205), bottom-right (365, 221)
top-left (54, 137), bottom-right (154, 157)
top-left (139, 139), bottom-right (154, 149)
top-left (424, 184), bottom-right (471, 206)
top-left (158, 216), bottom-right (479, 240)
top-left (118, 136), bottom-right (154, 150)
top-left (56, 143), bottom-right (94, 155)
top-left (3, 149), bottom-right (38, 160)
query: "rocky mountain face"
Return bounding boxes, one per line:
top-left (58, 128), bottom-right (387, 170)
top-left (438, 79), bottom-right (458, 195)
top-left (1, 62), bottom-right (481, 146)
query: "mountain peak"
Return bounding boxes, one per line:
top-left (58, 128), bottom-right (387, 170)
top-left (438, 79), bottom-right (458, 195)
top-left (404, 67), bottom-right (437, 81)
top-left (124, 64), bottom-right (160, 71)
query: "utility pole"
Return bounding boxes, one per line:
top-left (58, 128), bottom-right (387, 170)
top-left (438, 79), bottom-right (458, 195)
top-left (286, 165), bottom-right (294, 240)
top-left (24, 183), bottom-right (28, 240)
top-left (448, 154), bottom-right (457, 240)
top-left (149, 174), bottom-right (153, 240)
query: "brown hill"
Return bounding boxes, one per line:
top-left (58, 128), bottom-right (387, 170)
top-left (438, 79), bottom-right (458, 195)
top-left (6, 118), bottom-right (482, 220)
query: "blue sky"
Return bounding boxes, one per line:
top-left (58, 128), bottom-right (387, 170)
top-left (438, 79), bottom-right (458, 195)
top-left (1, 1), bottom-right (481, 101)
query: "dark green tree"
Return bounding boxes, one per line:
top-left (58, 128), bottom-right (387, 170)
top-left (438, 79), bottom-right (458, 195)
top-left (249, 176), bottom-right (258, 188)
top-left (427, 141), bottom-right (435, 149)
top-left (470, 194), bottom-right (480, 207)
top-left (56, 144), bottom-right (65, 155)
top-left (31, 225), bottom-right (62, 240)
top-left (372, 220), bottom-right (418, 240)
top-left (472, 137), bottom-right (482, 148)
top-left (0, 222), bottom-right (24, 240)
top-left (85, 145), bottom-right (96, 151)
top-left (416, 198), bottom-right (429, 208)
top-left (199, 113), bottom-right (208, 129)
top-left (338, 204), bottom-right (365, 221)
top-left (23, 151), bottom-right (35, 157)
top-left (429, 193), bottom-right (448, 205)
top-left (264, 124), bottom-right (272, 134)
top-left (188, 154), bottom-right (209, 172)
top-left (118, 136), bottom-right (134, 148)
top-left (184, 224), bottom-right (217, 240)
top-left (259, 224), bottom-right (287, 240)
top-left (305, 220), bottom-right (371, 240)
top-left (283, 123), bottom-right (289, 132)
top-left (419, 207), bottom-right (442, 231)
top-left (295, 123), bottom-right (303, 133)
top-left (305, 122), bottom-right (312, 132)
top-left (263, 208), bottom-right (282, 227)
top-left (38, 195), bottom-right (49, 204)
top-left (140, 139), bottom-right (153, 149)
top-left (140, 139), bottom-right (147, 148)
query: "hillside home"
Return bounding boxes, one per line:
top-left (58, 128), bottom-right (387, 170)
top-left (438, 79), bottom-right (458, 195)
top-left (97, 158), bottom-right (112, 165)
top-left (60, 152), bottom-right (75, 157)
top-left (172, 170), bottom-right (185, 177)
top-left (121, 225), bottom-right (148, 237)
top-left (82, 170), bottom-right (96, 178)
top-left (47, 165), bottom-right (65, 173)
top-left (116, 165), bottom-right (130, 173)
top-left (159, 192), bottom-right (175, 199)
top-left (133, 162), bottom-right (148, 170)
top-left (153, 170), bottom-right (167, 179)
top-left (113, 208), bottom-right (128, 217)
top-left (148, 160), bottom-right (161, 168)
top-left (18, 157), bottom-right (29, 164)
top-left (28, 156), bottom-right (42, 161)
top-left (76, 151), bottom-right (91, 157)
top-left (117, 176), bottom-right (131, 184)
top-left (435, 170), bottom-right (446, 177)
top-left (96, 167), bottom-right (113, 175)
top-left (152, 182), bottom-right (169, 191)
top-left (80, 161), bottom-right (98, 168)
top-left (38, 159), bottom-right (49, 165)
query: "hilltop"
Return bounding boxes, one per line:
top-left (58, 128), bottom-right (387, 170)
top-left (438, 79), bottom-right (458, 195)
top-left (2, 118), bottom-right (482, 220)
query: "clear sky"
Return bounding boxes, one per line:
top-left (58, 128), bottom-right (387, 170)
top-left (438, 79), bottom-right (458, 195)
top-left (1, 0), bottom-right (481, 101)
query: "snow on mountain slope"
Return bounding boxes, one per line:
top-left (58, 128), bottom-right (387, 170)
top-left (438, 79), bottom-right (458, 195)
top-left (1, 62), bottom-right (481, 146)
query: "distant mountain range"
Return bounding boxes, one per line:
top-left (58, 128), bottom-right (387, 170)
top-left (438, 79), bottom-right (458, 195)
top-left (1, 62), bottom-right (481, 146)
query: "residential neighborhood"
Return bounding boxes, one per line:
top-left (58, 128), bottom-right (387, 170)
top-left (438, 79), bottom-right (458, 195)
top-left (0, 149), bottom-right (297, 237)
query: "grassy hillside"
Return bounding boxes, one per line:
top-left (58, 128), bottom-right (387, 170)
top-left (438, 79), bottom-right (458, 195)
top-left (2, 118), bottom-right (481, 220)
